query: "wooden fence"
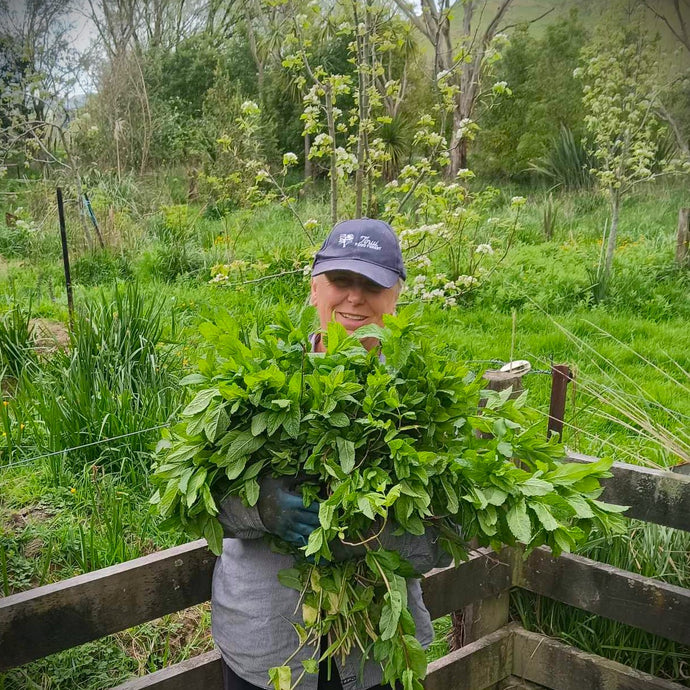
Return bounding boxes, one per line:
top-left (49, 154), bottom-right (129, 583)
top-left (1, 454), bottom-right (689, 690)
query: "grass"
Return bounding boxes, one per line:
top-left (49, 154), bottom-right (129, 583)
top-left (1, 176), bottom-right (689, 687)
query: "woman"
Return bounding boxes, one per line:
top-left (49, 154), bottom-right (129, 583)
top-left (213, 218), bottom-right (447, 690)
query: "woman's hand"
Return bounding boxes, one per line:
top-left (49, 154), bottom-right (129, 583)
top-left (257, 476), bottom-right (320, 545)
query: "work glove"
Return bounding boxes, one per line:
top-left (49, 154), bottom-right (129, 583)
top-left (257, 476), bottom-right (320, 545)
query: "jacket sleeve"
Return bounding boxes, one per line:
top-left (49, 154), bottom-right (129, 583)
top-left (377, 523), bottom-right (452, 574)
top-left (332, 520), bottom-right (453, 574)
top-left (215, 492), bottom-right (267, 540)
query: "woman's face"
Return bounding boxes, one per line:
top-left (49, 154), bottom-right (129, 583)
top-left (310, 270), bottom-right (399, 346)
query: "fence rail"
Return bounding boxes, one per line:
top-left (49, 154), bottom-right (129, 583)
top-left (569, 453), bottom-right (690, 532)
top-left (1, 456), bottom-right (689, 689)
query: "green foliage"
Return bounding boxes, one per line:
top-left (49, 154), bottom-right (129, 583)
top-left (541, 193), bottom-right (558, 240)
top-left (147, 35), bottom-right (222, 120)
top-left (26, 283), bottom-right (182, 473)
top-left (0, 303), bottom-right (37, 380)
top-left (71, 249), bottom-right (133, 286)
top-left (155, 205), bottom-right (196, 244)
top-left (577, 19), bottom-right (676, 195)
top-left (475, 14), bottom-right (588, 179)
top-left (139, 243), bottom-right (205, 283)
top-left (529, 126), bottom-right (596, 191)
top-left (576, 8), bottom-right (690, 299)
top-left (0, 218), bottom-right (34, 258)
top-left (152, 306), bottom-right (625, 689)
top-left (379, 116), bottom-right (413, 181)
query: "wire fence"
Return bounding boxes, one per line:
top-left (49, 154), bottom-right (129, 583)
top-left (0, 423), bottom-right (172, 472)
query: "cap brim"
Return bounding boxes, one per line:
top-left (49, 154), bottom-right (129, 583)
top-left (311, 259), bottom-right (400, 288)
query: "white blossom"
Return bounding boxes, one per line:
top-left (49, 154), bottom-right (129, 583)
top-left (241, 100), bottom-right (260, 116)
top-left (282, 152), bottom-right (298, 167)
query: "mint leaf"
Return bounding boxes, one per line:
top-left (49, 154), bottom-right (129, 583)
top-left (336, 437), bottom-right (355, 474)
top-left (183, 388), bottom-right (220, 416)
top-left (506, 499), bottom-right (532, 543)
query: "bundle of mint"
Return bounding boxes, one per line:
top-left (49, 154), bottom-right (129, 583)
top-left (151, 306), bottom-right (625, 690)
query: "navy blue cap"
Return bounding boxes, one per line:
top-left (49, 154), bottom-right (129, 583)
top-left (312, 218), bottom-right (406, 288)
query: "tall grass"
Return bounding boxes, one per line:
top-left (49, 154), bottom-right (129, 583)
top-left (512, 521), bottom-right (690, 683)
top-left (510, 315), bottom-right (690, 684)
top-left (25, 283), bottom-right (183, 477)
top-left (0, 303), bottom-right (37, 380)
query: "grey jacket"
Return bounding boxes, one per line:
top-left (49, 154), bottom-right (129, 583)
top-left (211, 494), bottom-right (448, 690)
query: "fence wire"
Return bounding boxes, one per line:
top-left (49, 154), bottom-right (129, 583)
top-left (0, 423), bottom-right (172, 471)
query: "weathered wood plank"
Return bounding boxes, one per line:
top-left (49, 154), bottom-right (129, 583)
top-left (112, 650), bottom-right (223, 690)
top-left (496, 677), bottom-right (546, 689)
top-left (0, 541), bottom-right (513, 672)
top-left (512, 627), bottom-right (686, 690)
top-left (112, 627), bottom-right (515, 690)
top-left (519, 547), bottom-right (690, 646)
top-left (566, 453), bottom-right (690, 532)
top-left (421, 548), bottom-right (514, 620)
top-left (0, 540), bottom-right (216, 670)
top-left (459, 592), bottom-right (511, 646)
top-left (425, 623), bottom-right (515, 690)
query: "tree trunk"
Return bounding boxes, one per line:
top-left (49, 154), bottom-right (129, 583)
top-left (325, 88), bottom-right (338, 225)
top-left (677, 207), bottom-right (690, 266)
top-left (450, 108), bottom-right (469, 175)
top-left (602, 190), bottom-right (620, 290)
top-left (354, 1), bottom-right (366, 218)
top-left (304, 131), bottom-right (312, 182)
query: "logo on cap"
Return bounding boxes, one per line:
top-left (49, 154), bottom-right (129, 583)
top-left (337, 233), bottom-right (382, 251)
top-left (354, 235), bottom-right (381, 250)
top-left (338, 233), bottom-right (355, 248)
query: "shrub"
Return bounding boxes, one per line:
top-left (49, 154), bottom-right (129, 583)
top-left (0, 222), bottom-right (32, 258)
top-left (138, 243), bottom-right (206, 283)
top-left (71, 250), bottom-right (133, 286)
top-left (530, 126), bottom-right (596, 191)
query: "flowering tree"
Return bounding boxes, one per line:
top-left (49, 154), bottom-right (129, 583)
top-left (282, 0), bottom-right (410, 223)
top-left (576, 14), bottom-right (690, 297)
top-left (390, 0), bottom-right (515, 175)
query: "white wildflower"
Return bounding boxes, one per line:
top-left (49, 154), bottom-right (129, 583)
top-left (475, 244), bottom-right (494, 255)
top-left (241, 100), bottom-right (260, 116)
top-left (282, 152), bottom-right (298, 167)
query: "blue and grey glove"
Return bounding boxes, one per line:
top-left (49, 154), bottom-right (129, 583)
top-left (257, 476), bottom-right (320, 545)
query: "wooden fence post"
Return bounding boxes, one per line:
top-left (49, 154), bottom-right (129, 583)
top-left (450, 368), bottom-right (527, 651)
top-left (547, 365), bottom-right (572, 441)
top-left (677, 207), bottom-right (689, 266)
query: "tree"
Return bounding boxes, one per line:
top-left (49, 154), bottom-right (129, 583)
top-left (576, 8), bottom-right (689, 298)
top-left (642, 0), bottom-right (690, 156)
top-left (475, 12), bottom-right (588, 179)
top-left (0, 0), bottom-right (103, 246)
top-left (390, 0), bottom-right (515, 175)
top-left (642, 0), bottom-right (690, 53)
